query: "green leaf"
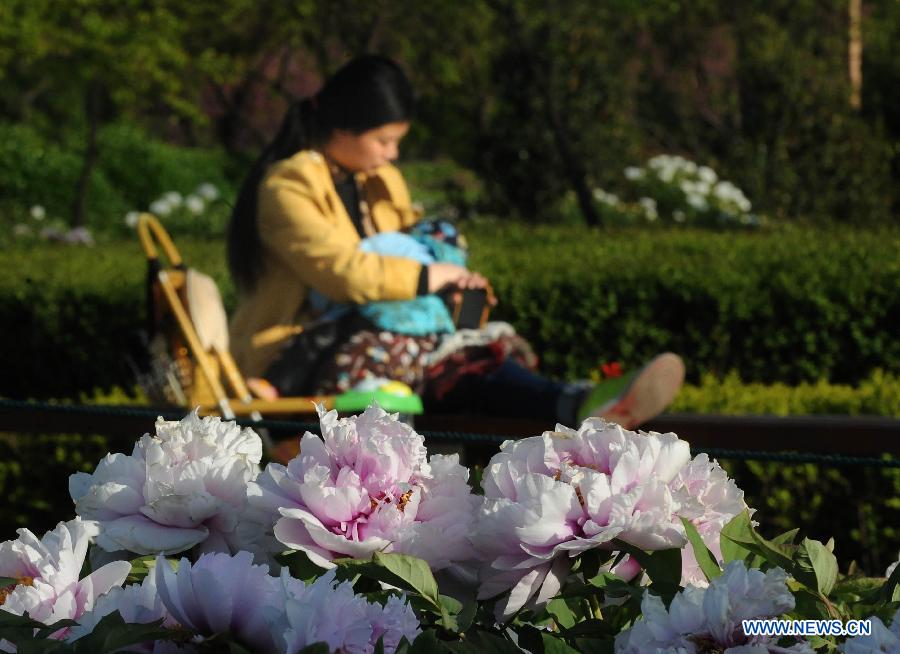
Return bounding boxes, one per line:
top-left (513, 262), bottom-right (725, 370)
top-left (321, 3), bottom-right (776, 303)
top-left (373, 552), bottom-right (440, 605)
top-left (799, 538), bottom-right (838, 596)
top-left (680, 517), bottom-right (722, 581)
top-left (564, 618), bottom-right (619, 638)
top-left (719, 512), bottom-right (795, 571)
top-left (334, 553), bottom-right (442, 616)
top-left (408, 629), bottom-right (453, 654)
top-left (436, 594), bottom-right (462, 632)
top-left (540, 633), bottom-right (580, 654)
top-left (124, 554), bottom-right (159, 585)
top-left (573, 637), bottom-right (614, 654)
top-left (861, 559), bottom-right (900, 606)
top-left (719, 511), bottom-right (754, 564)
top-left (547, 597), bottom-right (577, 629)
top-left (771, 528), bottom-right (800, 547)
top-left (611, 541), bottom-right (682, 587)
top-left (276, 550), bottom-right (327, 582)
top-left (69, 611), bottom-right (172, 653)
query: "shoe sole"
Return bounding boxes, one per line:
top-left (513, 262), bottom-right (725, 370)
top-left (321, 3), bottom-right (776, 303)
top-left (599, 352), bottom-right (685, 429)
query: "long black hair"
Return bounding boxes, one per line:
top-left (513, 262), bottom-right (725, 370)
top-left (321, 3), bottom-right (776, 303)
top-left (227, 55), bottom-right (415, 292)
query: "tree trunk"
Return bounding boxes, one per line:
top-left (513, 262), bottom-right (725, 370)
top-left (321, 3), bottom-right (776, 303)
top-left (849, 0), bottom-right (862, 110)
top-left (71, 81), bottom-right (102, 228)
top-left (489, 0), bottom-right (602, 227)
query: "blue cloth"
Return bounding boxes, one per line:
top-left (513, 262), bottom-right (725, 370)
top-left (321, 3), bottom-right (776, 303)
top-left (309, 221), bottom-right (468, 335)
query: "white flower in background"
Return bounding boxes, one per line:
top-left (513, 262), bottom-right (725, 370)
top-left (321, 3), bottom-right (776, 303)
top-left (698, 165), bottom-right (718, 184)
top-left (592, 188), bottom-right (621, 207)
top-left (639, 197), bottom-right (658, 221)
top-left (70, 411), bottom-right (263, 557)
top-left (615, 561), bottom-right (811, 653)
top-left (149, 198), bottom-right (173, 217)
top-left (674, 210), bottom-right (687, 223)
top-left (686, 193), bottom-right (709, 211)
top-left (841, 610), bottom-right (900, 653)
top-left (162, 191), bottom-right (183, 207)
top-left (30, 205), bottom-right (46, 221)
top-left (13, 223), bottom-right (32, 237)
top-left (473, 420), bottom-right (692, 620)
top-left (125, 211), bottom-right (141, 229)
top-left (196, 183), bottom-right (220, 201)
top-left (185, 195), bottom-right (205, 215)
top-left (64, 226), bottom-right (95, 246)
top-left (0, 518), bottom-right (131, 638)
top-left (624, 166), bottom-right (645, 181)
top-left (672, 453), bottom-right (749, 587)
top-left (249, 405), bottom-right (479, 571)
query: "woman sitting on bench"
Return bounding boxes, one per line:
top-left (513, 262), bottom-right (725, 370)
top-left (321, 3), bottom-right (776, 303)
top-left (226, 55), bottom-right (684, 429)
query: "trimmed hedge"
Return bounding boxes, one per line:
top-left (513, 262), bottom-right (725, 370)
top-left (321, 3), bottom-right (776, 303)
top-left (1, 225), bottom-right (898, 399)
top-left (465, 223), bottom-right (900, 384)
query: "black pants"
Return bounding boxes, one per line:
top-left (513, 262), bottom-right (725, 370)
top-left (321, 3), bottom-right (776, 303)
top-left (424, 359), bottom-right (575, 422)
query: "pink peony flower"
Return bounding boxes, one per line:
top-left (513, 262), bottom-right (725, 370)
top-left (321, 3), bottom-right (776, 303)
top-left (615, 561), bottom-right (812, 653)
top-left (473, 419), bottom-right (691, 619)
top-left (673, 453), bottom-right (750, 587)
top-left (276, 569), bottom-right (420, 654)
top-left (0, 518), bottom-right (130, 638)
top-left (248, 405), bottom-right (479, 570)
top-left (70, 411), bottom-right (263, 557)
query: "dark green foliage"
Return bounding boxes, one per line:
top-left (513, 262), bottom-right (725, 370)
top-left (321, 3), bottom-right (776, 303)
top-left (0, 122), bottom-right (236, 234)
top-left (96, 123), bottom-right (237, 218)
top-left (0, 123), bottom-right (128, 227)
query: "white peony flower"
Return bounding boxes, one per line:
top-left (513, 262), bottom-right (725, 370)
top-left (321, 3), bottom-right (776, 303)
top-left (154, 551), bottom-right (282, 653)
top-left (70, 411), bottom-right (263, 557)
top-left (276, 568), bottom-right (420, 654)
top-left (841, 610), bottom-right (900, 653)
top-left (615, 561), bottom-right (811, 653)
top-left (30, 205), bottom-right (46, 221)
top-left (473, 420), bottom-right (692, 620)
top-left (67, 570), bottom-right (179, 649)
top-left (0, 518), bottom-right (130, 638)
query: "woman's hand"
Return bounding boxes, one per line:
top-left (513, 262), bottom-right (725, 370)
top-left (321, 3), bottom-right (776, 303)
top-left (427, 263), bottom-right (498, 305)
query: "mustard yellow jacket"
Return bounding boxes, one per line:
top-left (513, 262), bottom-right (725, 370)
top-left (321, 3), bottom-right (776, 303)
top-left (230, 150), bottom-right (422, 377)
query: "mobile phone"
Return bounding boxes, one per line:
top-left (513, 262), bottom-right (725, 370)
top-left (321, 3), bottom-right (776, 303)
top-left (441, 288), bottom-right (489, 329)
